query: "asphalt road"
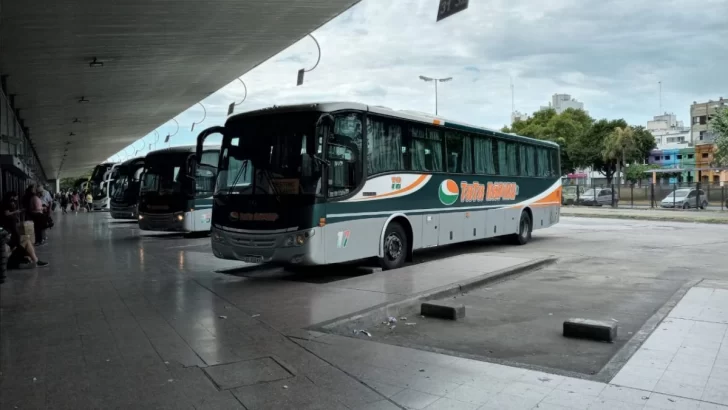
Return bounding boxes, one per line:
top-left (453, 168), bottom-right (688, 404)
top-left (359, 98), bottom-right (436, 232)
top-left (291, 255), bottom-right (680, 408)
top-left (326, 217), bottom-right (728, 379)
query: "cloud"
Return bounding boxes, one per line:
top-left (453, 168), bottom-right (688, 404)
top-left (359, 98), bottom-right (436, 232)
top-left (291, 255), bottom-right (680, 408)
top-left (109, 0), bottom-right (728, 162)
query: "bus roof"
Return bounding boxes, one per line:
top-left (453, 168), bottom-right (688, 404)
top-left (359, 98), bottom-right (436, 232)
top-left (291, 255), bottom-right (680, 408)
top-left (227, 102), bottom-right (558, 149)
top-left (145, 145), bottom-right (221, 157)
top-left (118, 156), bottom-right (145, 167)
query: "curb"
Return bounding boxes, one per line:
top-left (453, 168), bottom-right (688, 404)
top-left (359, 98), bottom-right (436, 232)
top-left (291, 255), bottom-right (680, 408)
top-left (312, 256), bottom-right (557, 332)
top-left (561, 212), bottom-right (728, 225)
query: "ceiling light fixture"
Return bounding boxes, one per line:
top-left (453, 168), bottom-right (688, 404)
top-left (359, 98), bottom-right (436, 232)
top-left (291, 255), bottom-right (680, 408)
top-left (78, 96), bottom-right (89, 103)
top-left (89, 57), bottom-right (104, 68)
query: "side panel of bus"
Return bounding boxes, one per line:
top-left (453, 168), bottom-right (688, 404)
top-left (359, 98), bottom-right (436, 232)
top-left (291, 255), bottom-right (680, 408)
top-left (324, 173), bottom-right (560, 263)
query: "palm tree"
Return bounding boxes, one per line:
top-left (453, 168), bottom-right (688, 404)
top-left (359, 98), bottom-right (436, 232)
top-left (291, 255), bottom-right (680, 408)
top-left (603, 126), bottom-right (637, 205)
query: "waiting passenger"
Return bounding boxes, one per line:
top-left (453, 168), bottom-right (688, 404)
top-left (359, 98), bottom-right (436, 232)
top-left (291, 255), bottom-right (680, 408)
top-left (1, 196), bottom-right (48, 268)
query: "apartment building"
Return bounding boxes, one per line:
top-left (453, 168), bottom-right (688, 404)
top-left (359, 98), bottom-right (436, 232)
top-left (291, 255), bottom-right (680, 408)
top-left (690, 97), bottom-right (727, 144)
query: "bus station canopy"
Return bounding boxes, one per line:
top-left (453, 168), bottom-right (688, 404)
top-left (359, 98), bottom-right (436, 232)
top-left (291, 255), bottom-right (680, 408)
top-left (0, 0), bottom-right (358, 177)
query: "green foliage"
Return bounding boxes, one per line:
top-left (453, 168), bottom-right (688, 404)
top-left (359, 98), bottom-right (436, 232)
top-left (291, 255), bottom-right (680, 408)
top-left (624, 163), bottom-right (660, 184)
top-left (503, 108), bottom-right (592, 174)
top-left (570, 119), bottom-right (627, 182)
top-left (504, 108), bottom-right (655, 182)
top-left (59, 169), bottom-right (92, 191)
top-left (711, 107), bottom-right (728, 167)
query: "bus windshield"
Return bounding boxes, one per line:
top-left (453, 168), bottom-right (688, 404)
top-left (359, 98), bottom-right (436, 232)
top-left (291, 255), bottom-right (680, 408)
top-left (218, 111), bottom-right (363, 197)
top-left (141, 155), bottom-right (187, 196)
top-left (219, 112), bottom-right (323, 195)
top-left (110, 166), bottom-right (130, 199)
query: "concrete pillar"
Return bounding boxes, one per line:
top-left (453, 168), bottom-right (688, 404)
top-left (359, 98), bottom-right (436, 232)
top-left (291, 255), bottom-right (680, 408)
top-left (47, 179), bottom-right (60, 193)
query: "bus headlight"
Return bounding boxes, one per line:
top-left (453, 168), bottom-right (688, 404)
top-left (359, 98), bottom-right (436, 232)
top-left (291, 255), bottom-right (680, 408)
top-left (175, 212), bottom-right (184, 222)
top-left (211, 230), bottom-right (224, 242)
top-left (139, 215), bottom-right (144, 220)
top-left (283, 229), bottom-right (315, 247)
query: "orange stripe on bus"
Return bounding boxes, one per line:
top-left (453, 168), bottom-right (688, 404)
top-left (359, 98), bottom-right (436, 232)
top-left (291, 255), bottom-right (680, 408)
top-left (369, 174), bottom-right (429, 199)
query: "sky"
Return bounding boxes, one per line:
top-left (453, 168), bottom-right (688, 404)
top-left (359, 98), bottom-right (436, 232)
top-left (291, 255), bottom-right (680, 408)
top-left (107, 0), bottom-right (728, 162)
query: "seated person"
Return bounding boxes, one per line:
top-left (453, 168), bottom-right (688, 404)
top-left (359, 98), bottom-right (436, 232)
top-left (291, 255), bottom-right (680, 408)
top-left (1, 197), bottom-right (48, 268)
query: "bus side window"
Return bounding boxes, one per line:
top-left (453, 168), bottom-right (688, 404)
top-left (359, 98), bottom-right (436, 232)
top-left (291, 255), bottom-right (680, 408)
top-left (551, 149), bottom-right (560, 177)
top-left (366, 116), bottom-right (404, 175)
top-left (445, 131), bottom-right (473, 174)
top-left (410, 126), bottom-right (443, 172)
top-left (473, 136), bottom-right (497, 175)
top-left (536, 147), bottom-right (549, 177)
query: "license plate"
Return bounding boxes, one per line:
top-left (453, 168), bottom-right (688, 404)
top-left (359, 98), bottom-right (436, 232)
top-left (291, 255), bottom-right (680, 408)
top-left (241, 255), bottom-right (263, 264)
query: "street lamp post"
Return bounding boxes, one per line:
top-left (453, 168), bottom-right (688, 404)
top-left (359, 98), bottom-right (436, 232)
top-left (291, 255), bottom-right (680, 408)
top-left (419, 75), bottom-right (452, 115)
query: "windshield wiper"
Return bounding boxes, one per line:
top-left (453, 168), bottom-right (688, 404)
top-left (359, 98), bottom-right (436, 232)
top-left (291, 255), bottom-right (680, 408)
top-left (227, 160), bottom-right (249, 195)
top-left (259, 168), bottom-right (281, 200)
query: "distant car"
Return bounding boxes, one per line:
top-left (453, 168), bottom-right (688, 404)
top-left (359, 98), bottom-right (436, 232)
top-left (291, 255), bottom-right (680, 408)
top-left (561, 186), bottom-right (584, 205)
top-left (578, 188), bottom-right (619, 206)
top-left (660, 188), bottom-right (708, 209)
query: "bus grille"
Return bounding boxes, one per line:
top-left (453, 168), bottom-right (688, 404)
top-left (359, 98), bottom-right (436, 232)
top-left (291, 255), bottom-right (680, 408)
top-left (229, 236), bottom-right (276, 248)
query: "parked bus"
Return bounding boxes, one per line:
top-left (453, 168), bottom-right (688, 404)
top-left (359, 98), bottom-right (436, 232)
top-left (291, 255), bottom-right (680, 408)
top-left (109, 157), bottom-right (145, 219)
top-left (138, 146), bottom-right (219, 233)
top-left (196, 103), bottom-right (561, 270)
top-left (89, 162), bottom-right (118, 211)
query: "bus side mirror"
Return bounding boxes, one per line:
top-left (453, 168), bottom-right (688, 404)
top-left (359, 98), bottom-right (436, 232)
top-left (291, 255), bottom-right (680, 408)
top-left (196, 126), bottom-right (225, 163)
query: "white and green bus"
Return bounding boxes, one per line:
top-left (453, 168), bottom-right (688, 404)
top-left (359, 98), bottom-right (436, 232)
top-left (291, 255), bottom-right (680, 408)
top-left (196, 103), bottom-right (561, 269)
top-left (138, 146), bottom-right (219, 233)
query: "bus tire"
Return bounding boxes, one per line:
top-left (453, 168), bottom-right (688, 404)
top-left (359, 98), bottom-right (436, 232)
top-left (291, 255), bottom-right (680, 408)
top-left (509, 212), bottom-right (532, 245)
top-left (379, 222), bottom-right (407, 270)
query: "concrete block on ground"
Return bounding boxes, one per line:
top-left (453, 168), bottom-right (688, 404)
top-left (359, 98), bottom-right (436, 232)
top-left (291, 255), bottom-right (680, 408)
top-left (420, 302), bottom-right (465, 320)
top-left (563, 318), bottom-right (617, 342)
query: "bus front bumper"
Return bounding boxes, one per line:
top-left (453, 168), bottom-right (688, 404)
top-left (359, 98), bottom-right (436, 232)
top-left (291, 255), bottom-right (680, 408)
top-left (92, 198), bottom-right (110, 211)
top-left (139, 212), bottom-right (194, 232)
top-left (110, 204), bottom-right (138, 220)
top-left (210, 225), bottom-right (324, 265)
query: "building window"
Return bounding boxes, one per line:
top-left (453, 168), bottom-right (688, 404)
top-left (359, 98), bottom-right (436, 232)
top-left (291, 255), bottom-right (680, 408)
top-left (702, 153), bottom-right (709, 159)
top-left (677, 155), bottom-right (683, 160)
top-left (664, 155), bottom-right (671, 160)
top-left (699, 131), bottom-right (707, 140)
top-left (688, 154), bottom-right (694, 159)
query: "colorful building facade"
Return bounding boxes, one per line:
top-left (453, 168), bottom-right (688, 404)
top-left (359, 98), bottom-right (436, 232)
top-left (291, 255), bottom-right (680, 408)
top-left (648, 144), bottom-right (724, 184)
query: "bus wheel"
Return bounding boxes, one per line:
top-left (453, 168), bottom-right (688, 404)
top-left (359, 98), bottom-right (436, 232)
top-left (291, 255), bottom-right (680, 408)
top-left (379, 222), bottom-right (407, 270)
top-left (509, 212), bottom-right (532, 245)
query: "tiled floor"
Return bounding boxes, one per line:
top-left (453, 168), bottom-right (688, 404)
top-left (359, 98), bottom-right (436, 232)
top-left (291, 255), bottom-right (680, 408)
top-left (2, 213), bottom-right (728, 409)
top-left (309, 282), bottom-right (728, 409)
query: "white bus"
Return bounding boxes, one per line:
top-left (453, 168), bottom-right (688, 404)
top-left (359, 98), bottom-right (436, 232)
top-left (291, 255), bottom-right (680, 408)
top-left (196, 103), bottom-right (561, 269)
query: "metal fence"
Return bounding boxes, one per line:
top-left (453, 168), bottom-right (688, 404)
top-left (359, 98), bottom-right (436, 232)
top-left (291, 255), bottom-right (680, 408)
top-left (561, 182), bottom-right (727, 211)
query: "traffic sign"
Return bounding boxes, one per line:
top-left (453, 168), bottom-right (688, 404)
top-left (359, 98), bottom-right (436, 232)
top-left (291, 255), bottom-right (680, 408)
top-left (437, 0), bottom-right (469, 22)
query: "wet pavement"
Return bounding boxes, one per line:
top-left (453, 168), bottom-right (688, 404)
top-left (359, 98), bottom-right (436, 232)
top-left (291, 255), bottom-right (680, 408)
top-left (1, 212), bottom-right (727, 409)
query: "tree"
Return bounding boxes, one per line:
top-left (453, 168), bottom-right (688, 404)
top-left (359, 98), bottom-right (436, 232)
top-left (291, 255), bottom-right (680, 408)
top-left (503, 108), bottom-right (593, 175)
top-left (59, 169), bottom-right (92, 191)
top-left (570, 119), bottom-right (628, 184)
top-left (711, 107), bottom-right (728, 167)
top-left (631, 126), bottom-right (657, 164)
top-left (604, 126), bottom-right (638, 199)
top-left (625, 163), bottom-right (660, 185)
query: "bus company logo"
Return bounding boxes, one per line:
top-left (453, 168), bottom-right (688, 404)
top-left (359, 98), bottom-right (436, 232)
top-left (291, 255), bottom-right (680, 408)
top-left (391, 176), bottom-right (402, 190)
top-left (229, 212), bottom-right (279, 222)
top-left (438, 179), bottom-right (460, 205)
top-left (485, 182), bottom-right (519, 201)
